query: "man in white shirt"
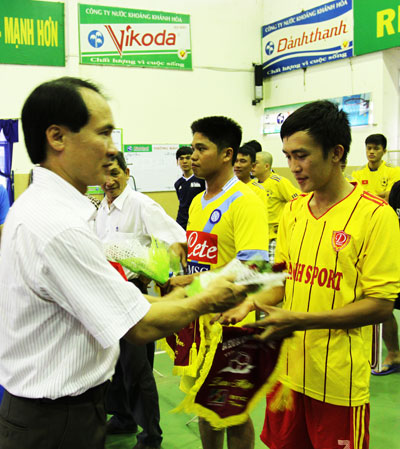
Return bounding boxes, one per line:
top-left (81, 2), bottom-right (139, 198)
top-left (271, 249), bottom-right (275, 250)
top-left (95, 151), bottom-right (186, 449)
top-left (0, 76), bottom-right (249, 449)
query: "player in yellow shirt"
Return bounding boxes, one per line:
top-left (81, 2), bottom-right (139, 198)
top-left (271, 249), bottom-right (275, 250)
top-left (233, 144), bottom-right (268, 210)
top-left (252, 151), bottom-right (299, 263)
top-left (351, 133), bottom-right (400, 200)
top-left (352, 135), bottom-right (400, 375)
top-left (220, 101), bottom-right (400, 449)
top-left (181, 116), bottom-right (269, 449)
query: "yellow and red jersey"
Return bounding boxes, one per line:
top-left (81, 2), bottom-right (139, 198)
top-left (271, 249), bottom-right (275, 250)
top-left (276, 183), bottom-right (400, 406)
top-left (351, 161), bottom-right (400, 195)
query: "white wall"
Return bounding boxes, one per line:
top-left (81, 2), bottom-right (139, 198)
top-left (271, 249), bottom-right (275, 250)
top-left (2, 0), bottom-right (399, 175)
top-left (0, 0), bottom-right (264, 174)
top-left (262, 1), bottom-right (400, 168)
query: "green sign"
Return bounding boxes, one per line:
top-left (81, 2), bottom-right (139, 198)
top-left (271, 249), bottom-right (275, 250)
top-left (124, 144), bottom-right (152, 152)
top-left (354, 0), bottom-right (400, 55)
top-left (78, 4), bottom-right (192, 70)
top-left (0, 0), bottom-right (65, 66)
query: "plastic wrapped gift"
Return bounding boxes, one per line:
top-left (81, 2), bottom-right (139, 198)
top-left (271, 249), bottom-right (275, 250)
top-left (104, 236), bottom-right (181, 285)
top-left (185, 258), bottom-right (288, 297)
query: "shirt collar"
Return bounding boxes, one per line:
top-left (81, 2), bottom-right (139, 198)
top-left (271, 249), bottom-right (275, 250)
top-left (100, 184), bottom-right (130, 212)
top-left (222, 176), bottom-right (239, 191)
top-left (33, 167), bottom-right (96, 221)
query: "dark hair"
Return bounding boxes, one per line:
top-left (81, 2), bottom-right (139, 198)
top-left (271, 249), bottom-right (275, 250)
top-left (115, 151), bottom-right (127, 171)
top-left (237, 144), bottom-right (256, 163)
top-left (21, 76), bottom-right (102, 164)
top-left (243, 140), bottom-right (262, 153)
top-left (176, 146), bottom-right (193, 160)
top-left (365, 133), bottom-right (387, 150)
top-left (280, 100), bottom-right (351, 162)
top-left (191, 116), bottom-right (242, 165)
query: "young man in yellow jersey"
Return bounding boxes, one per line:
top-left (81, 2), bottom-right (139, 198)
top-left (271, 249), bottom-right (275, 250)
top-left (222, 101), bottom-right (400, 449)
top-left (178, 116), bottom-right (269, 449)
top-left (252, 151), bottom-right (299, 263)
top-left (351, 134), bottom-right (400, 201)
top-left (233, 144), bottom-right (268, 209)
top-left (352, 135), bottom-right (400, 376)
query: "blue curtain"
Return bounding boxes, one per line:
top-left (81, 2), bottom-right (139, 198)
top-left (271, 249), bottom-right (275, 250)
top-left (0, 119), bottom-right (18, 205)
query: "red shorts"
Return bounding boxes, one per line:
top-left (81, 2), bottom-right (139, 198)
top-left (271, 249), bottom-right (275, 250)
top-left (261, 383), bottom-right (370, 449)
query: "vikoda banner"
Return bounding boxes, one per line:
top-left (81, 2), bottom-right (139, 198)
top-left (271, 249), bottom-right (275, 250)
top-left (78, 4), bottom-right (192, 70)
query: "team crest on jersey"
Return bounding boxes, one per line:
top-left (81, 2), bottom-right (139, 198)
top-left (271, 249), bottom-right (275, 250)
top-left (332, 230), bottom-right (351, 252)
top-left (361, 180), bottom-right (368, 185)
top-left (381, 177), bottom-right (388, 188)
top-left (209, 209), bottom-right (222, 224)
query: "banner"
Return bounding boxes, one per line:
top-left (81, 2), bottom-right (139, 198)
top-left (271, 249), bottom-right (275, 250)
top-left (0, 0), bottom-right (65, 66)
top-left (78, 4), bottom-right (192, 70)
top-left (263, 93), bottom-right (371, 134)
top-left (262, 0), bottom-right (353, 77)
top-left (354, 0), bottom-right (400, 55)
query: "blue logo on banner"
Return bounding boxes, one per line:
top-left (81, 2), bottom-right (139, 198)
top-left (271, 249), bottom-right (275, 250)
top-left (277, 113), bottom-right (286, 124)
top-left (265, 41), bottom-right (275, 55)
top-left (210, 209), bottom-right (222, 224)
top-left (88, 30), bottom-right (104, 48)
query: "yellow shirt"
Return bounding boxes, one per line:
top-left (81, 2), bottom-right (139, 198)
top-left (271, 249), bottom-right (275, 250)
top-left (186, 177), bottom-right (269, 272)
top-left (276, 184), bottom-right (400, 406)
top-left (246, 180), bottom-right (268, 210)
top-left (351, 161), bottom-right (400, 195)
top-left (261, 173), bottom-right (300, 240)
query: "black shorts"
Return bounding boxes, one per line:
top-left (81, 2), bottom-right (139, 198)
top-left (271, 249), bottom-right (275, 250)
top-left (395, 293), bottom-right (400, 310)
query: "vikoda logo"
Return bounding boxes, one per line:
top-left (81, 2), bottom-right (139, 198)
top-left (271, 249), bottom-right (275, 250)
top-left (104, 25), bottom-right (177, 56)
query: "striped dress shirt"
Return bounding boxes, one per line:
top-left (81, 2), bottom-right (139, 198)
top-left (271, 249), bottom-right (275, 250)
top-left (0, 167), bottom-right (150, 399)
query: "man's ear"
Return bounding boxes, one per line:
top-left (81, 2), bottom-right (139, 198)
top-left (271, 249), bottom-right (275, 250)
top-left (45, 125), bottom-right (67, 153)
top-left (223, 147), bottom-right (234, 163)
top-left (125, 167), bottom-right (130, 177)
top-left (332, 145), bottom-right (345, 163)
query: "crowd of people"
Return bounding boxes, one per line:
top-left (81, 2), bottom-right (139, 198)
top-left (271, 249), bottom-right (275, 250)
top-left (0, 76), bottom-right (399, 449)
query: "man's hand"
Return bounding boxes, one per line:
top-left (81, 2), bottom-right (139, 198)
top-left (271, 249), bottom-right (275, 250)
top-left (210, 297), bottom-right (255, 325)
top-left (169, 242), bottom-right (188, 270)
top-left (157, 273), bottom-right (197, 296)
top-left (201, 276), bottom-right (250, 313)
top-left (246, 306), bottom-right (301, 341)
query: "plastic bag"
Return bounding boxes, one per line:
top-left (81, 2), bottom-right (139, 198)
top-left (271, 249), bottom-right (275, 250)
top-left (104, 236), bottom-right (181, 285)
top-left (185, 258), bottom-right (288, 297)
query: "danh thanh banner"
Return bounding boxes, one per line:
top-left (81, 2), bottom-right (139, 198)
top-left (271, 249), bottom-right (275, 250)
top-left (262, 0), bottom-right (353, 77)
top-left (78, 4), bottom-right (192, 70)
top-left (0, 0), bottom-right (65, 66)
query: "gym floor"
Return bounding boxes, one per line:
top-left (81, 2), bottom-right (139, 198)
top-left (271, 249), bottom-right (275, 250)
top-left (106, 312), bottom-right (400, 449)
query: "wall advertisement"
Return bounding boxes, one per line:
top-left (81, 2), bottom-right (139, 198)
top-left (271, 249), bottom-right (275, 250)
top-left (263, 93), bottom-right (371, 134)
top-left (78, 4), bottom-right (192, 70)
top-left (0, 0), bottom-right (65, 66)
top-left (262, 0), bottom-right (353, 77)
top-left (353, 0), bottom-right (400, 56)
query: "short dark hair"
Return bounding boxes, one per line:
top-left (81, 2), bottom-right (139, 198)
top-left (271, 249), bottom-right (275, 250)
top-left (243, 140), bottom-right (262, 153)
top-left (280, 100), bottom-right (351, 162)
top-left (21, 76), bottom-right (102, 164)
top-left (191, 116), bottom-right (242, 165)
top-left (115, 152), bottom-right (127, 171)
top-left (237, 144), bottom-right (256, 163)
top-left (176, 146), bottom-right (193, 160)
top-left (365, 133), bottom-right (387, 150)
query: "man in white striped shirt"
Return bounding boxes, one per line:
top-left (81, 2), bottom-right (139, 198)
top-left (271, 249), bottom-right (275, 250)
top-left (0, 77), bottom-right (249, 449)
